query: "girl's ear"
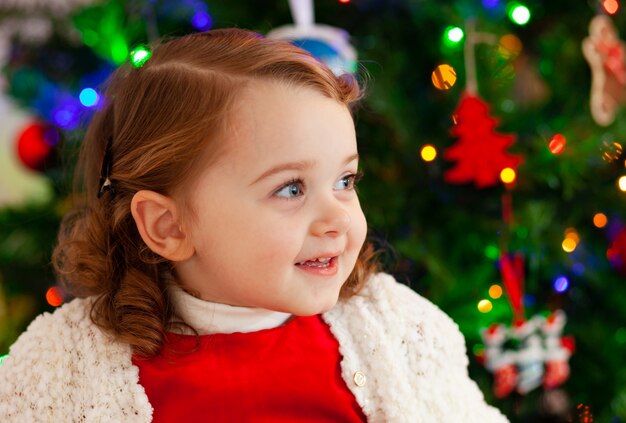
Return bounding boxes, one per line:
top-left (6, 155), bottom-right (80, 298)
top-left (130, 190), bottom-right (194, 262)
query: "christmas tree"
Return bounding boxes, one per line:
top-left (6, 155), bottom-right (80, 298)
top-left (1, 0), bottom-right (626, 421)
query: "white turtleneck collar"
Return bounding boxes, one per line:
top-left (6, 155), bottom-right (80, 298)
top-left (168, 284), bottom-right (293, 336)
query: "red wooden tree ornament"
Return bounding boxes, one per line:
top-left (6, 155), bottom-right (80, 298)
top-left (444, 93), bottom-right (523, 188)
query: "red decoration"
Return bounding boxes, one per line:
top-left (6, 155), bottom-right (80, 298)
top-left (499, 252), bottom-right (525, 322)
top-left (16, 122), bottom-right (59, 172)
top-left (444, 93), bottom-right (523, 188)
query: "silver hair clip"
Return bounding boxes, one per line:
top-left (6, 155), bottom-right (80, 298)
top-left (98, 136), bottom-right (114, 198)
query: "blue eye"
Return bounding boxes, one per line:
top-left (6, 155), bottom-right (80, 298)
top-left (334, 172), bottom-right (363, 191)
top-left (275, 179), bottom-right (304, 199)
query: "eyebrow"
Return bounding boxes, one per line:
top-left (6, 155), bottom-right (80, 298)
top-left (251, 153), bottom-right (359, 185)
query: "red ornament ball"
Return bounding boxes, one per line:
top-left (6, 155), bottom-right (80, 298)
top-left (16, 122), bottom-right (59, 171)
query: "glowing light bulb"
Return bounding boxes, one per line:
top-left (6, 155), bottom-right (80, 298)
top-left (46, 287), bottom-right (63, 307)
top-left (130, 46), bottom-right (151, 68)
top-left (593, 213), bottom-right (608, 228)
top-left (619, 176), bottom-right (626, 191)
top-left (549, 134), bottom-right (566, 154)
top-left (500, 167), bottom-right (516, 184)
top-left (489, 284), bottom-right (503, 299)
top-left (79, 88), bottom-right (99, 107)
top-left (562, 238), bottom-right (577, 253)
top-left (446, 27), bottom-right (464, 43)
top-left (509, 4), bottom-right (531, 25)
top-left (565, 227), bottom-right (580, 244)
top-left (554, 276), bottom-right (569, 293)
top-left (478, 299), bottom-right (493, 313)
top-left (420, 145), bottom-right (437, 161)
top-left (604, 0), bottom-right (619, 14)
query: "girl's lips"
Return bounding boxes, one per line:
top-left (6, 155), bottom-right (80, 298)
top-left (295, 256), bottom-right (338, 276)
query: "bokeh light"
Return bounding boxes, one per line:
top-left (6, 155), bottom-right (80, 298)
top-left (549, 134), bottom-right (566, 154)
top-left (431, 64), bottom-right (457, 90)
top-left (0, 354), bottom-right (7, 366)
top-left (478, 299), bottom-right (493, 313)
top-left (593, 212), bottom-right (608, 228)
top-left (79, 88), bottom-right (99, 107)
top-left (562, 238), bottom-right (577, 253)
top-left (554, 276), bottom-right (569, 293)
top-left (420, 145), bottom-right (437, 161)
top-left (191, 11), bottom-right (213, 31)
top-left (130, 46), bottom-right (152, 68)
top-left (565, 227), bottom-right (580, 244)
top-left (509, 4), bottom-right (531, 25)
top-left (489, 284), bottom-right (503, 299)
top-left (482, 0), bottom-right (500, 9)
top-left (446, 26), bottom-right (464, 43)
top-left (46, 286), bottom-right (64, 307)
top-left (498, 34), bottom-right (523, 58)
top-left (500, 167), bottom-right (516, 184)
top-left (604, 0), bottom-right (619, 14)
top-left (619, 176), bottom-right (626, 191)
top-left (484, 244), bottom-right (499, 260)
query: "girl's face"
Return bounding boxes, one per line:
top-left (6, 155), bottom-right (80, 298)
top-left (175, 81), bottom-right (367, 315)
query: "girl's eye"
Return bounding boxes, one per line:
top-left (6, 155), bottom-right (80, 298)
top-left (335, 172), bottom-right (364, 191)
top-left (274, 179), bottom-right (304, 199)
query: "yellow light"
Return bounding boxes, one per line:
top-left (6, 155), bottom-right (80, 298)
top-left (593, 213), bottom-right (608, 228)
top-left (562, 238), bottom-right (577, 253)
top-left (431, 64), bottom-right (457, 90)
top-left (565, 227), bottom-right (580, 243)
top-left (489, 284), bottom-right (503, 299)
top-left (619, 176), bottom-right (626, 191)
top-left (421, 145), bottom-right (437, 162)
top-left (500, 167), bottom-right (516, 184)
top-left (478, 299), bottom-right (493, 313)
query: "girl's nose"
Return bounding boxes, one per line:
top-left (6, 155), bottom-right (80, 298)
top-left (310, 198), bottom-right (351, 237)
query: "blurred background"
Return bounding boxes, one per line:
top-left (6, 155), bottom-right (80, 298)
top-left (0, 0), bottom-right (625, 421)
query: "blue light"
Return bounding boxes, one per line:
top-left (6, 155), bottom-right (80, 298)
top-left (79, 88), bottom-right (99, 107)
top-left (483, 0), bottom-right (499, 8)
top-left (52, 102), bottom-right (80, 129)
top-left (191, 11), bottom-right (212, 31)
top-left (554, 276), bottom-right (569, 293)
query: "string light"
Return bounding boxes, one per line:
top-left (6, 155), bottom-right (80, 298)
top-left (478, 299), bottom-right (493, 313)
top-left (604, 0), bottom-right (619, 15)
top-left (619, 176), bottom-right (626, 191)
top-left (601, 141), bottom-right (622, 162)
top-left (79, 88), bottom-right (99, 107)
top-left (565, 227), bottom-right (580, 244)
top-left (420, 145), bottom-right (437, 161)
top-left (562, 238), bottom-right (577, 253)
top-left (549, 134), bottom-right (566, 154)
top-left (500, 167), bottom-right (516, 184)
top-left (489, 284), bottom-right (503, 299)
top-left (445, 26), bottom-right (464, 43)
top-left (130, 46), bottom-right (152, 68)
top-left (553, 276), bottom-right (569, 293)
top-left (431, 64), bottom-right (457, 90)
top-left (593, 212), bottom-right (608, 228)
top-left (46, 286), bottom-right (63, 307)
top-left (508, 3), bottom-right (531, 25)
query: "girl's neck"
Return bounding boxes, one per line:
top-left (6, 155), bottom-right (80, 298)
top-left (168, 284), bottom-right (293, 335)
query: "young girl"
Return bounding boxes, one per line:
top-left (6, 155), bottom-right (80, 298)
top-left (0, 29), bottom-right (508, 422)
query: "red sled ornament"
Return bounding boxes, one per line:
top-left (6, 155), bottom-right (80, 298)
top-left (444, 93), bottom-right (523, 188)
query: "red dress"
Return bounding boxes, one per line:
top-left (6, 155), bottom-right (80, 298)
top-left (133, 314), bottom-right (367, 422)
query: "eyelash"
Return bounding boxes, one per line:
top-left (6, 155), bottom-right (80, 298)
top-left (274, 171), bottom-right (364, 201)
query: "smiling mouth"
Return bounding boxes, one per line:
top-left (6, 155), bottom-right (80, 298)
top-left (296, 257), bottom-right (334, 268)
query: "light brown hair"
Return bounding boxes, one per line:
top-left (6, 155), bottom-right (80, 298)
top-left (53, 28), bottom-right (378, 358)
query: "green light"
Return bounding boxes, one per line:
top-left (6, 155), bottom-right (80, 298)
top-left (130, 46), bottom-right (152, 68)
top-left (446, 27), bottom-right (464, 43)
top-left (0, 354), bottom-right (8, 366)
top-left (484, 244), bottom-right (500, 260)
top-left (509, 4), bottom-right (531, 25)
